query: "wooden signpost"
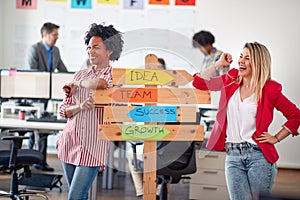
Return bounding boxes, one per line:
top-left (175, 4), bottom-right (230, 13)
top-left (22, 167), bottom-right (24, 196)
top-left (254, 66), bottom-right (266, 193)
top-left (95, 54), bottom-right (210, 200)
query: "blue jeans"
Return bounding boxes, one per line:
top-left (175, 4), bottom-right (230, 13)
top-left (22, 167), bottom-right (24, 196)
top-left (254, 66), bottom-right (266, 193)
top-left (62, 162), bottom-right (100, 200)
top-left (225, 142), bottom-right (277, 200)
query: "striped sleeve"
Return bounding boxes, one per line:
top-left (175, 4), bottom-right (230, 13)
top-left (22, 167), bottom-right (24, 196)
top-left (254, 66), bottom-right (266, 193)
top-left (59, 71), bottom-right (80, 118)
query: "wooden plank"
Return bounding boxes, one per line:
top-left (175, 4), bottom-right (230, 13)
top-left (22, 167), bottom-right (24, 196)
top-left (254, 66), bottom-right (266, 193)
top-left (98, 124), bottom-right (204, 141)
top-left (158, 88), bottom-right (210, 104)
top-left (93, 87), bottom-right (210, 104)
top-left (103, 106), bottom-right (197, 122)
top-left (112, 68), bottom-right (194, 86)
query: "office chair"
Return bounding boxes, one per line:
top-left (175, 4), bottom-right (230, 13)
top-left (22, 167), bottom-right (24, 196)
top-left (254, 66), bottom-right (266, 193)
top-left (156, 141), bottom-right (196, 200)
top-left (0, 135), bottom-right (48, 200)
top-left (129, 141), bottom-right (197, 200)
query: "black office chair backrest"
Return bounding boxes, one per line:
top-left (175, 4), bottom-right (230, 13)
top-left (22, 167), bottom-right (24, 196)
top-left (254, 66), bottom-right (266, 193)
top-left (0, 130), bottom-right (16, 151)
top-left (156, 141), bottom-right (196, 183)
top-left (0, 136), bottom-right (43, 169)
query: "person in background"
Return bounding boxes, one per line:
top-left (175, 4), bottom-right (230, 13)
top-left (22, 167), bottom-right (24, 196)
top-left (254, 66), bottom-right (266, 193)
top-left (157, 58), bottom-right (166, 70)
top-left (127, 58), bottom-right (166, 198)
top-left (126, 142), bottom-right (145, 199)
top-left (192, 30), bottom-right (229, 76)
top-left (192, 41), bottom-right (300, 200)
top-left (26, 22), bottom-right (67, 172)
top-left (57, 23), bottom-right (123, 200)
top-left (193, 30), bottom-right (229, 120)
top-left (26, 22), bottom-right (67, 72)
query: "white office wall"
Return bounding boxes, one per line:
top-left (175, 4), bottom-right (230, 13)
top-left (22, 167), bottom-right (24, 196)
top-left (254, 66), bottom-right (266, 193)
top-left (0, 0), bottom-right (201, 72)
top-left (0, 0), bottom-right (299, 168)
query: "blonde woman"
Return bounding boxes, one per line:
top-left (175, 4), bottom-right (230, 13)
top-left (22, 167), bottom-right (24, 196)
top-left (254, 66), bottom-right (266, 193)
top-left (193, 42), bottom-right (300, 200)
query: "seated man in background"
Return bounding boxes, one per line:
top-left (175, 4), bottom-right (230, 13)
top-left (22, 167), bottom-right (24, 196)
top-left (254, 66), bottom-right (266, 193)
top-left (26, 22), bottom-right (68, 171)
top-left (127, 58), bottom-right (166, 199)
top-left (127, 141), bottom-right (194, 200)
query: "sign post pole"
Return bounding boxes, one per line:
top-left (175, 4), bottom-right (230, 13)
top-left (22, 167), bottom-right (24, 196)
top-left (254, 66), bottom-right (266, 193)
top-left (143, 54), bottom-right (159, 200)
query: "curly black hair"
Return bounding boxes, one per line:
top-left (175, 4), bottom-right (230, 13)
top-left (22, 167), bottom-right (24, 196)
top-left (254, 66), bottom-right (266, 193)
top-left (84, 23), bottom-right (124, 61)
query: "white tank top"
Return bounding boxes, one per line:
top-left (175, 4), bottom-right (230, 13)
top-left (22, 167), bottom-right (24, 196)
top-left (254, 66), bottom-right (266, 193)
top-left (226, 88), bottom-right (257, 144)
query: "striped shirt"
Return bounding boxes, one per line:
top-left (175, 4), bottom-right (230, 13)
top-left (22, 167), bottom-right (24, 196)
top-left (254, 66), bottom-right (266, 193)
top-left (56, 66), bottom-right (112, 167)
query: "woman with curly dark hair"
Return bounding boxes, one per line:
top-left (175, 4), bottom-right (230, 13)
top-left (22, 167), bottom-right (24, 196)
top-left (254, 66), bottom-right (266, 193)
top-left (56, 23), bottom-right (123, 200)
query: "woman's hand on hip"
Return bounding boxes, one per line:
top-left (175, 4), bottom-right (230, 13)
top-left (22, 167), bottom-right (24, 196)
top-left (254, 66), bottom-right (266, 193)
top-left (255, 132), bottom-right (278, 144)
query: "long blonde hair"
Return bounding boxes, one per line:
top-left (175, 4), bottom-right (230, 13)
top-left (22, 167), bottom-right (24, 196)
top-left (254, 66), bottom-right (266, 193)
top-left (241, 42), bottom-right (272, 102)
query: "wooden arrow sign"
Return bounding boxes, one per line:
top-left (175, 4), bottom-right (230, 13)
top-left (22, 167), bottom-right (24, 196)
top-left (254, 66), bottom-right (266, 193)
top-left (93, 88), bottom-right (210, 104)
top-left (112, 68), bottom-right (193, 86)
top-left (103, 106), bottom-right (197, 122)
top-left (122, 124), bottom-right (170, 140)
top-left (125, 69), bottom-right (174, 85)
top-left (98, 124), bottom-right (204, 141)
top-left (127, 106), bottom-right (177, 122)
top-left (107, 88), bottom-right (157, 103)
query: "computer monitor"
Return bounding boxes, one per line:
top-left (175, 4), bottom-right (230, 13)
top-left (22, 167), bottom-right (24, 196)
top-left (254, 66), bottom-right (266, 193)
top-left (0, 69), bottom-right (50, 99)
top-left (51, 72), bottom-right (74, 100)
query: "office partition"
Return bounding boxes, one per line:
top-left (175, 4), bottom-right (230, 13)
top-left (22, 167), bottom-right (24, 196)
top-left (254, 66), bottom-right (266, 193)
top-left (0, 70), bottom-right (50, 99)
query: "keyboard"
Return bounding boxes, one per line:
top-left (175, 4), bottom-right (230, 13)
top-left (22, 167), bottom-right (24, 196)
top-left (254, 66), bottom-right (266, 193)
top-left (26, 117), bottom-right (67, 123)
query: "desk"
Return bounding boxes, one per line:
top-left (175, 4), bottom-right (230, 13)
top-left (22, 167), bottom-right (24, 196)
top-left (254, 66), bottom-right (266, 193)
top-left (0, 118), bottom-right (65, 170)
top-left (0, 118), bottom-right (65, 132)
top-left (0, 118), bottom-right (108, 200)
top-left (1, 104), bottom-right (44, 119)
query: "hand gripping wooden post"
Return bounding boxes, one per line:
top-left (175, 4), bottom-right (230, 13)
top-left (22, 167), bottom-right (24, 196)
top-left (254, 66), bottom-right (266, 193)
top-left (94, 54), bottom-right (210, 199)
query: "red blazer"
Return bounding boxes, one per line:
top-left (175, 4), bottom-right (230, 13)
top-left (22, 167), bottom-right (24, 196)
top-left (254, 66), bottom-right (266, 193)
top-left (193, 68), bottom-right (300, 163)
